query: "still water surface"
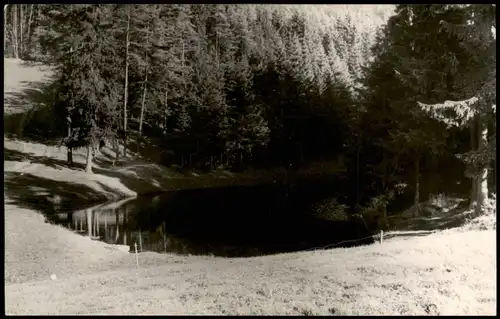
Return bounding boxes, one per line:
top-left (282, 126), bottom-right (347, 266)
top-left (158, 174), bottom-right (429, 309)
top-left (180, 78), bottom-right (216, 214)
top-left (47, 183), bottom-right (375, 257)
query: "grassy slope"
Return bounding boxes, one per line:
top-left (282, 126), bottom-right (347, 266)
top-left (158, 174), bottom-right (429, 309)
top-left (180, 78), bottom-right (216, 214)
top-left (4, 58), bottom-right (54, 115)
top-left (4, 59), bottom-right (496, 315)
top-left (5, 226), bottom-right (496, 315)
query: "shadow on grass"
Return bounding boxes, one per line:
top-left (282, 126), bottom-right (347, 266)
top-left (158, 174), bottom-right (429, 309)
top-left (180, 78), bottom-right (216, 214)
top-left (92, 164), bottom-right (180, 194)
top-left (4, 79), bottom-right (64, 146)
top-left (4, 171), bottom-right (111, 221)
top-left (4, 144), bottom-right (193, 196)
top-left (4, 80), bottom-right (55, 108)
top-left (19, 60), bottom-right (54, 69)
top-left (5, 144), bottom-right (178, 195)
top-left (5, 140), bottom-right (267, 200)
top-left (4, 147), bottom-right (86, 171)
top-left (92, 162), bottom-right (268, 194)
top-left (388, 201), bottom-right (471, 232)
top-left (4, 146), bottom-right (164, 193)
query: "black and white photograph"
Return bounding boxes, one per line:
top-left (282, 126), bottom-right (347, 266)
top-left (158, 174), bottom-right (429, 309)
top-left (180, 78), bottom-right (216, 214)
top-left (4, 4), bottom-right (496, 315)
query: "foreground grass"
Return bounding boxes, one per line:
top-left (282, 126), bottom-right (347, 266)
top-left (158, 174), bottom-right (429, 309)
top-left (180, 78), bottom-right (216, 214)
top-left (5, 211), bottom-right (495, 315)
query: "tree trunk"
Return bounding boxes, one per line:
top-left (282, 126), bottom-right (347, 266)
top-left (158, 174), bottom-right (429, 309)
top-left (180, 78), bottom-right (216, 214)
top-left (67, 46), bottom-right (75, 165)
top-left (67, 212), bottom-right (73, 229)
top-left (86, 209), bottom-right (92, 237)
top-left (4, 5), bottom-right (8, 53)
top-left (123, 209), bottom-right (127, 246)
top-left (164, 90), bottom-right (168, 134)
top-left (163, 222), bottom-right (167, 252)
top-left (138, 228), bottom-right (143, 252)
top-left (137, 68), bottom-right (148, 153)
top-left (115, 208), bottom-right (120, 243)
top-left (85, 143), bottom-right (93, 173)
top-left (12, 5), bottom-right (18, 58)
top-left (414, 154), bottom-right (420, 218)
top-left (182, 40), bottom-right (185, 90)
top-left (92, 211), bottom-right (96, 237)
top-left (487, 103), bottom-right (496, 196)
top-left (66, 118), bottom-right (73, 165)
top-left (381, 97), bottom-right (388, 229)
top-left (355, 104), bottom-right (361, 210)
top-left (494, 134), bottom-right (497, 196)
top-left (26, 4), bottom-right (34, 56)
top-left (476, 114), bottom-right (489, 216)
top-left (122, 6), bottom-right (131, 158)
top-left (104, 212), bottom-right (108, 239)
top-left (114, 137), bottom-right (120, 160)
top-left (19, 4), bottom-right (23, 56)
top-left (138, 21), bottom-right (150, 144)
top-left (381, 160), bottom-right (388, 230)
top-left (138, 71), bottom-right (148, 137)
top-left (470, 118), bottom-right (477, 207)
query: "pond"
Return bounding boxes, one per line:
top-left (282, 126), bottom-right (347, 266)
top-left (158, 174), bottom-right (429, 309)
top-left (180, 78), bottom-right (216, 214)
top-left (44, 181), bottom-right (375, 257)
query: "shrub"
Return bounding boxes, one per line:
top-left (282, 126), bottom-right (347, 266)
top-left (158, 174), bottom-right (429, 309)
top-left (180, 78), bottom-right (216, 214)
top-left (310, 197), bottom-right (349, 222)
top-left (427, 193), bottom-right (465, 214)
top-left (359, 192), bottom-right (396, 231)
top-left (462, 194), bottom-right (496, 231)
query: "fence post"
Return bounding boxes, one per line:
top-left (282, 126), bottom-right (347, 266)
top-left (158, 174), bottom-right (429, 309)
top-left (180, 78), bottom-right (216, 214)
top-left (380, 230), bottom-right (384, 244)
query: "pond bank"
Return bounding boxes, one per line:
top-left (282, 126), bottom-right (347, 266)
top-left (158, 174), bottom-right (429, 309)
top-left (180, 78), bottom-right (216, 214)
top-left (3, 136), bottom-right (280, 205)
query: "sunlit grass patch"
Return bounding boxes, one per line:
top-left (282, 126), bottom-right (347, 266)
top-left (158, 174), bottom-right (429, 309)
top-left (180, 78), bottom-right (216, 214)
top-left (5, 224), bottom-right (495, 315)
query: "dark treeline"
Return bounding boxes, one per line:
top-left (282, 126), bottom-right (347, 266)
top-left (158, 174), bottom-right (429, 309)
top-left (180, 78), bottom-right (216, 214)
top-left (4, 4), bottom-right (495, 230)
